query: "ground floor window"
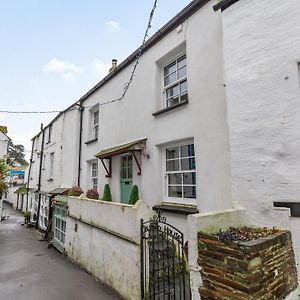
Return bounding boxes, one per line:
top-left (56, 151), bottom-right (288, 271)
top-left (53, 206), bottom-right (66, 246)
top-left (166, 143), bottom-right (196, 199)
top-left (91, 161), bottom-right (98, 190)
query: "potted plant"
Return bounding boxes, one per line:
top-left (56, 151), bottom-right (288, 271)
top-left (68, 186), bottom-right (83, 197)
top-left (24, 211), bottom-right (31, 224)
top-left (86, 189), bottom-right (99, 200)
top-left (128, 185), bottom-right (139, 205)
top-left (102, 184), bottom-right (112, 202)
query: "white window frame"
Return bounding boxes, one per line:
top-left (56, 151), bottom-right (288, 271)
top-left (162, 53), bottom-right (188, 109)
top-left (93, 110), bottom-right (99, 139)
top-left (91, 161), bottom-right (98, 190)
top-left (49, 152), bottom-right (54, 180)
top-left (46, 125), bottom-right (52, 143)
top-left (163, 140), bottom-right (196, 205)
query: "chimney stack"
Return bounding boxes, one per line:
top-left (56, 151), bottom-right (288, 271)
top-left (109, 59), bottom-right (118, 73)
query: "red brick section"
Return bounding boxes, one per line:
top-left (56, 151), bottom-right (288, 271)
top-left (198, 231), bottom-right (298, 300)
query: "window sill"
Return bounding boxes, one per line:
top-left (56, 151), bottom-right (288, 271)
top-left (152, 100), bottom-right (188, 117)
top-left (274, 201), bottom-right (300, 217)
top-left (85, 138), bottom-right (98, 145)
top-left (153, 203), bottom-right (198, 215)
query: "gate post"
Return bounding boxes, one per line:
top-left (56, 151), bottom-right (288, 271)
top-left (140, 218), bottom-right (144, 300)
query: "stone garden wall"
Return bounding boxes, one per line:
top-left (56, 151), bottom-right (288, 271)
top-left (198, 231), bottom-right (298, 299)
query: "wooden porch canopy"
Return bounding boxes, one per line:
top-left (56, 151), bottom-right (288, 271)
top-left (95, 138), bottom-right (147, 177)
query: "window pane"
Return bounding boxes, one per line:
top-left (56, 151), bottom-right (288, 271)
top-left (168, 186), bottom-right (182, 198)
top-left (178, 66), bottom-right (187, 79)
top-left (164, 61), bottom-right (176, 76)
top-left (128, 155), bottom-right (133, 167)
top-left (180, 92), bottom-right (188, 103)
top-left (168, 95), bottom-right (180, 107)
top-left (122, 167), bottom-right (127, 178)
top-left (166, 85), bottom-right (179, 99)
top-left (93, 111), bottom-right (99, 125)
top-left (166, 148), bottom-right (179, 159)
top-left (181, 158), bottom-right (196, 170)
top-left (168, 173), bottom-right (182, 185)
top-left (164, 72), bottom-right (176, 86)
top-left (177, 55), bottom-right (186, 69)
top-left (180, 80), bottom-right (188, 92)
top-left (122, 157), bottom-right (127, 168)
top-left (183, 186), bottom-right (196, 198)
top-left (181, 144), bottom-right (195, 158)
top-left (183, 172), bottom-right (196, 185)
top-left (128, 166), bottom-right (132, 179)
top-left (166, 160), bottom-right (180, 172)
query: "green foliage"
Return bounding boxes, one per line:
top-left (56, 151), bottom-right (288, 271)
top-left (68, 186), bottom-right (83, 197)
top-left (0, 159), bottom-right (8, 179)
top-left (102, 184), bottom-right (112, 202)
top-left (86, 189), bottom-right (99, 200)
top-left (128, 185), bottom-right (139, 205)
top-left (24, 211), bottom-right (31, 219)
top-left (0, 181), bottom-right (7, 196)
top-left (7, 137), bottom-right (28, 167)
top-left (0, 159), bottom-right (8, 196)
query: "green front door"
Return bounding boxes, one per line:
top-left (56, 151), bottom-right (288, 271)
top-left (121, 154), bottom-right (133, 204)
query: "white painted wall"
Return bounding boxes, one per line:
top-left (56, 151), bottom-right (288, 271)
top-left (29, 108), bottom-right (80, 229)
top-left (65, 196), bottom-right (151, 300)
top-left (30, 109), bottom-right (80, 193)
top-left (220, 0), bottom-right (300, 281)
top-left (0, 132), bottom-right (8, 159)
top-left (79, 0), bottom-right (232, 236)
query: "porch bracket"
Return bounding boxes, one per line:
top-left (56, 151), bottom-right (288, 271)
top-left (100, 158), bottom-right (112, 178)
top-left (131, 150), bottom-right (142, 175)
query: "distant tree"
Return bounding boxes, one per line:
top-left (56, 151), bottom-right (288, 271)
top-left (7, 137), bottom-right (28, 167)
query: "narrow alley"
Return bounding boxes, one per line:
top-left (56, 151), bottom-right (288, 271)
top-left (0, 205), bottom-right (120, 300)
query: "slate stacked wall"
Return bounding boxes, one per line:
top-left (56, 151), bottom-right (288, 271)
top-left (198, 231), bottom-right (298, 299)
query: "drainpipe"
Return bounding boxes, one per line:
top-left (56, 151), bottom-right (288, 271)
top-left (36, 123), bottom-right (45, 229)
top-left (77, 102), bottom-right (84, 186)
top-left (26, 139), bottom-right (34, 212)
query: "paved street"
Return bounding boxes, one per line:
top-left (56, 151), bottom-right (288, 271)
top-left (0, 205), bottom-right (120, 300)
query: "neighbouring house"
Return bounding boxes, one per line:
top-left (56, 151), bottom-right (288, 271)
top-left (213, 0), bottom-right (300, 275)
top-left (27, 0), bottom-right (300, 299)
top-left (5, 168), bottom-right (26, 210)
top-left (0, 126), bottom-right (8, 159)
top-left (28, 106), bottom-right (80, 230)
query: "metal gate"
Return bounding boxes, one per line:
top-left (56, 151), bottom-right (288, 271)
top-left (140, 211), bottom-right (191, 299)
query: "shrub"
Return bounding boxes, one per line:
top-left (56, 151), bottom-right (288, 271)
top-left (128, 185), bottom-right (139, 205)
top-left (102, 184), bottom-right (112, 202)
top-left (68, 186), bottom-right (83, 197)
top-left (86, 189), bottom-right (99, 200)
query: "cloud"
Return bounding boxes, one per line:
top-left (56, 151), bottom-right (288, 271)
top-left (42, 58), bottom-right (82, 78)
top-left (94, 60), bottom-right (111, 79)
top-left (105, 20), bottom-right (121, 32)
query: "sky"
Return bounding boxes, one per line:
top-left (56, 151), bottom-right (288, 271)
top-left (0, 0), bottom-right (191, 158)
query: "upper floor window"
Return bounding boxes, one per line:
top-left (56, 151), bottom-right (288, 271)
top-left (165, 143), bottom-right (196, 200)
top-left (163, 54), bottom-right (188, 108)
top-left (46, 125), bottom-right (52, 143)
top-left (49, 152), bottom-right (54, 180)
top-left (93, 110), bottom-right (99, 139)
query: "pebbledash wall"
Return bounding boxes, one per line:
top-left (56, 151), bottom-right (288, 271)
top-left (219, 0), bottom-right (300, 278)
